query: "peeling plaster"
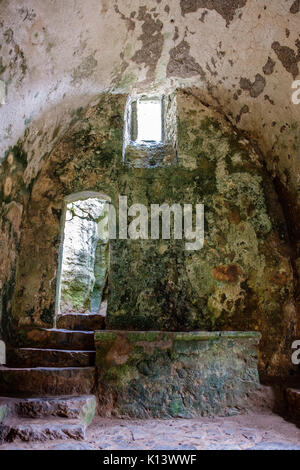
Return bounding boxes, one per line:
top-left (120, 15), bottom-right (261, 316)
top-left (262, 57), bottom-right (276, 76)
top-left (180, 0), bottom-right (248, 27)
top-left (272, 40), bottom-right (300, 79)
top-left (0, 0), bottom-right (298, 240)
top-left (239, 74), bottom-right (266, 98)
top-left (131, 6), bottom-right (164, 83)
top-left (167, 40), bottom-right (205, 79)
top-left (290, 0), bottom-right (300, 14)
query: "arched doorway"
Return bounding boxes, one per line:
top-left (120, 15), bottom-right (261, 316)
top-left (55, 191), bottom-right (110, 318)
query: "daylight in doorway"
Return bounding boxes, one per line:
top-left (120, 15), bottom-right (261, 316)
top-left (58, 197), bottom-right (109, 315)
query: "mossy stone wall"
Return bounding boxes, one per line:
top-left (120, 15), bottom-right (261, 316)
top-left (0, 89), bottom-right (297, 379)
top-left (95, 330), bottom-right (262, 418)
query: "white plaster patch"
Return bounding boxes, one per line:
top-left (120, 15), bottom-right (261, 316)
top-left (0, 0), bottom-right (299, 200)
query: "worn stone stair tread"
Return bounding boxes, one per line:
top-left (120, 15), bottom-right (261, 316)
top-left (56, 313), bottom-right (105, 331)
top-left (58, 314), bottom-right (104, 317)
top-left (0, 366), bottom-right (94, 370)
top-left (15, 347), bottom-right (95, 350)
top-left (0, 416), bottom-right (87, 442)
top-left (6, 347), bottom-right (96, 367)
top-left (18, 328), bottom-right (95, 350)
top-left (0, 394), bottom-right (97, 424)
top-left (49, 328), bottom-right (94, 332)
top-left (58, 315), bottom-right (104, 319)
top-left (0, 367), bottom-right (95, 397)
top-left (46, 328), bottom-right (95, 334)
top-left (58, 313), bottom-right (104, 316)
top-left (2, 416), bottom-right (85, 425)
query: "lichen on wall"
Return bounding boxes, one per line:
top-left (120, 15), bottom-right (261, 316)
top-left (0, 89), bottom-right (298, 383)
top-left (0, 0), bottom-right (299, 210)
top-left (106, 89), bottom-right (297, 379)
top-left (6, 93), bottom-right (125, 331)
top-left (0, 2), bottom-right (298, 314)
top-left (0, 143), bottom-right (27, 340)
top-left (95, 330), bottom-right (262, 418)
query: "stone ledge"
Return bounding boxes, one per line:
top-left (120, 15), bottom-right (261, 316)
top-left (95, 330), bottom-right (261, 342)
top-left (95, 330), bottom-right (261, 419)
top-left (125, 143), bottom-right (176, 168)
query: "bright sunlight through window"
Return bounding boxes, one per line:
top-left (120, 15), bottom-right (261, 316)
top-left (137, 99), bottom-right (162, 143)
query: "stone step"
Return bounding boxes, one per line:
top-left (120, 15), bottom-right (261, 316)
top-left (286, 388), bottom-right (300, 419)
top-left (6, 347), bottom-right (96, 368)
top-left (0, 395), bottom-right (96, 424)
top-left (0, 416), bottom-right (87, 442)
top-left (18, 328), bottom-right (95, 351)
top-left (56, 313), bottom-right (105, 331)
top-left (0, 366), bottom-right (95, 397)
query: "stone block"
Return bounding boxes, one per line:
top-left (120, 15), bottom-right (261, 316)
top-left (95, 330), bottom-right (261, 418)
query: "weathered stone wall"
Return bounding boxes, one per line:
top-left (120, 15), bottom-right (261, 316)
top-left (0, 90), bottom-right (298, 381)
top-left (1, 1), bottom-right (299, 357)
top-left (0, 93), bottom-right (125, 337)
top-left (0, 145), bottom-right (27, 340)
top-left (0, 0), bottom-right (299, 257)
top-left (95, 330), bottom-right (262, 418)
top-left (107, 89), bottom-right (297, 380)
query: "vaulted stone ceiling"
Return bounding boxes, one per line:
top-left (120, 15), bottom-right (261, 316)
top-left (0, 0), bottom-right (299, 222)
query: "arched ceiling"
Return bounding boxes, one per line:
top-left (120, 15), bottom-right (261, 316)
top-left (0, 0), bottom-right (299, 205)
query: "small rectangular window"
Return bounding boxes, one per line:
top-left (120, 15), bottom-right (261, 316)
top-left (123, 93), bottom-right (177, 166)
top-left (136, 98), bottom-right (162, 143)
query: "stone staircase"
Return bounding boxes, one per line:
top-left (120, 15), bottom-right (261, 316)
top-left (0, 313), bottom-right (104, 443)
top-left (0, 395), bottom-right (96, 442)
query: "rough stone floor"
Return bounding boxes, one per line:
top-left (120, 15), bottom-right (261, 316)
top-left (1, 411), bottom-right (300, 450)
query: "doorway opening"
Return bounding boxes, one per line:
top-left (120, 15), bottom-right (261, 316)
top-left (56, 192), bottom-right (110, 317)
